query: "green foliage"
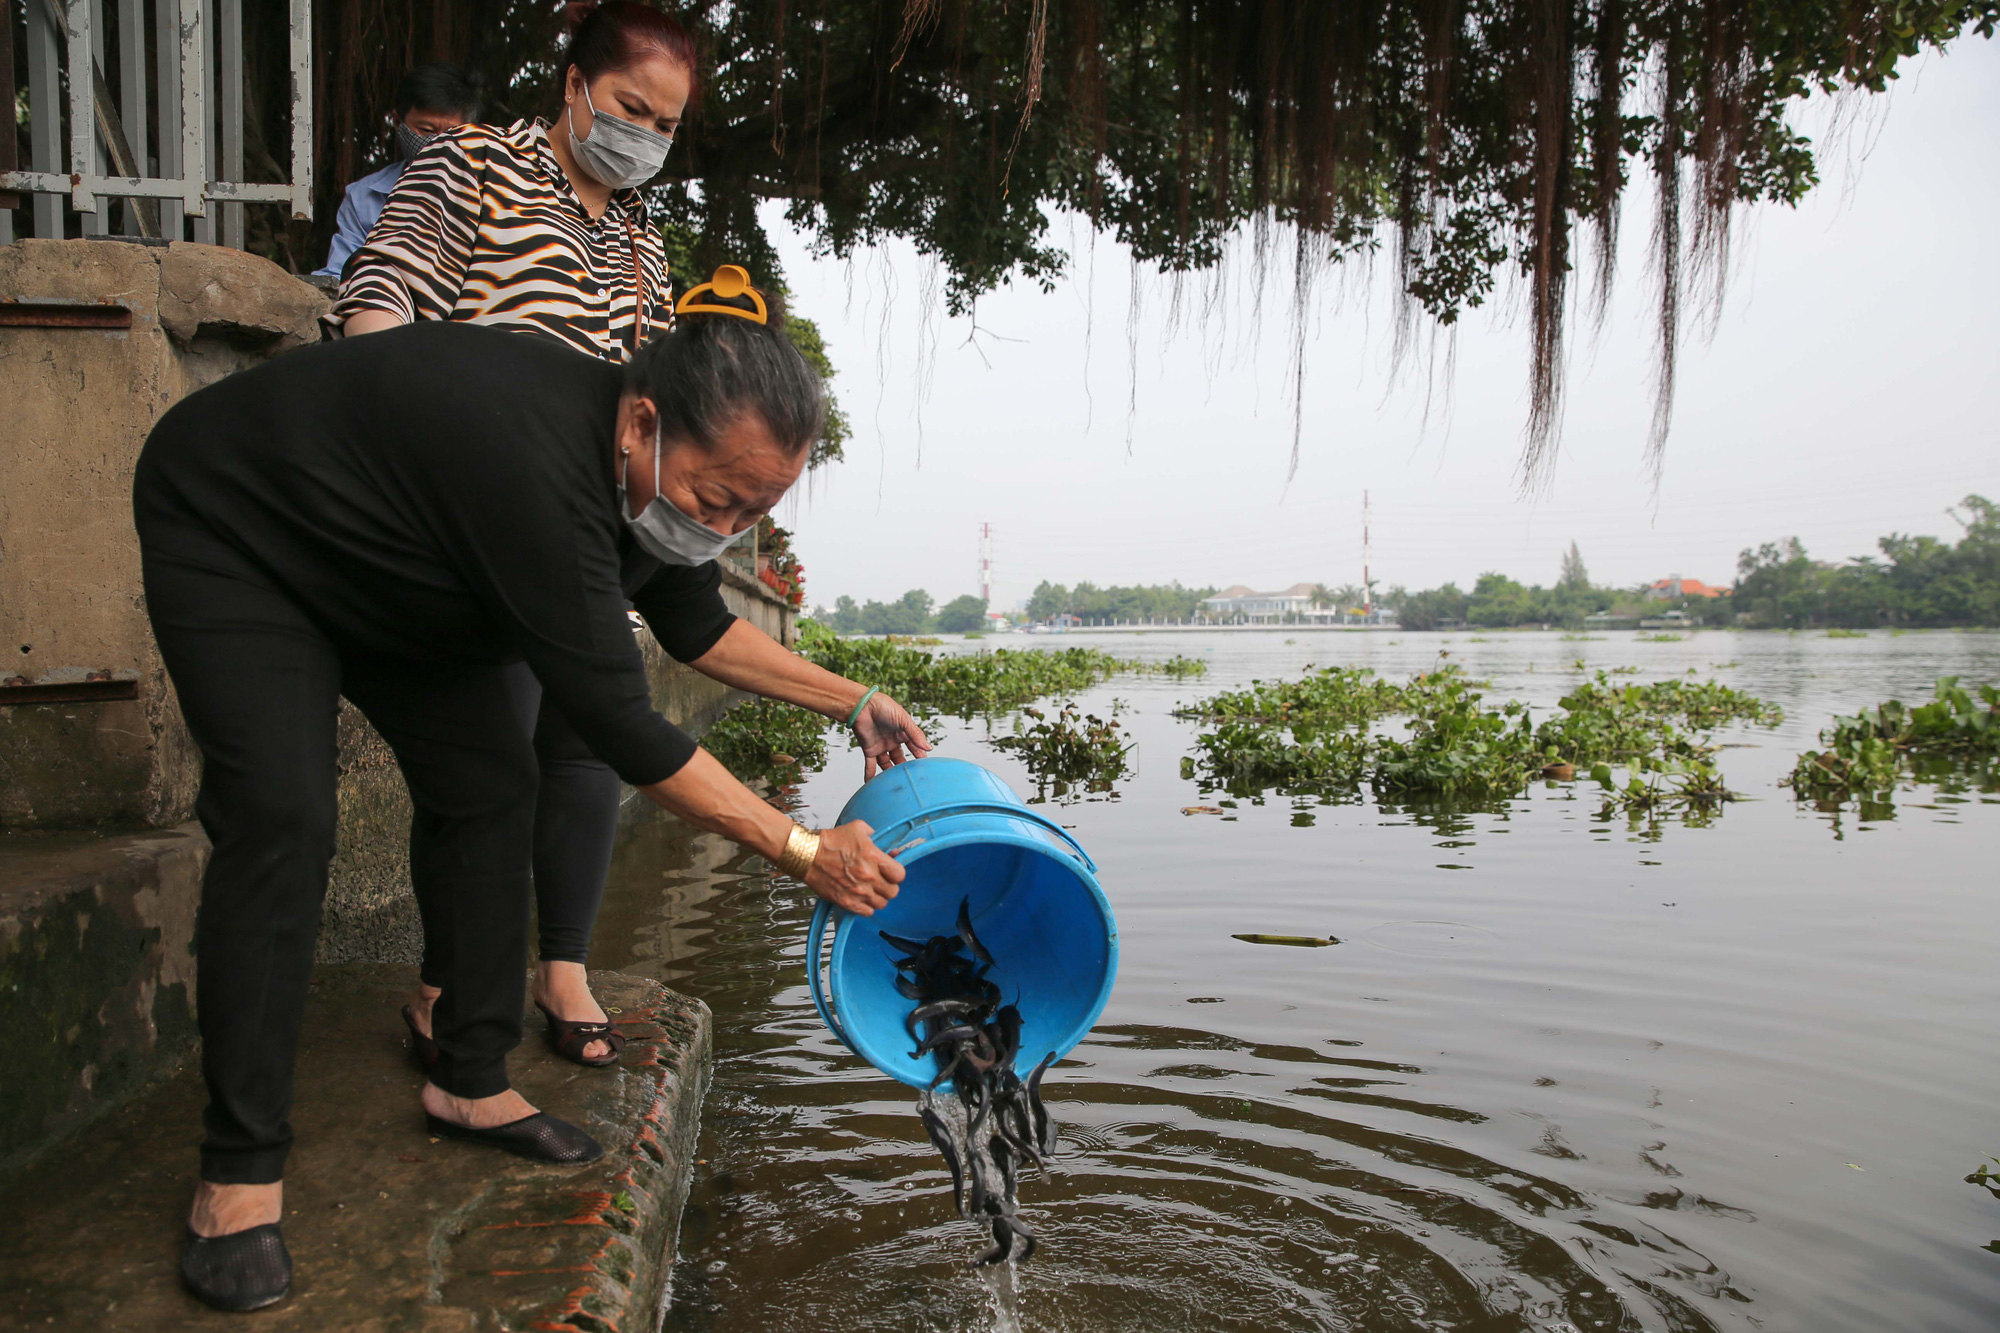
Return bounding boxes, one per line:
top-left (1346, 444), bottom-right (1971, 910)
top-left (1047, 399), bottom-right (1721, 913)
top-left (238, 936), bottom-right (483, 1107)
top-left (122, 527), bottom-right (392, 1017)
top-left (990, 703), bottom-right (1131, 797)
top-left (1179, 666), bottom-right (1781, 809)
top-left (701, 697), bottom-right (835, 787)
top-left (804, 637), bottom-right (1138, 721)
top-left (1785, 677), bottom-right (2000, 801)
top-left (1967, 1159), bottom-right (2000, 1200)
top-left (1734, 497), bottom-right (2000, 628)
top-left (826, 590), bottom-right (937, 636)
top-left (1146, 655), bottom-right (1210, 679)
top-left (934, 595), bottom-right (990, 634)
top-left (1026, 581), bottom-right (1217, 623)
top-left (1182, 723), bottom-right (1371, 799)
top-left (1175, 666), bottom-right (1405, 728)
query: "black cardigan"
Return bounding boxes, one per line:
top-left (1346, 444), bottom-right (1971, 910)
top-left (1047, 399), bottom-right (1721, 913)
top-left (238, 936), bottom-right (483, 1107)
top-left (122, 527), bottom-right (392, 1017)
top-left (133, 321), bottom-right (735, 785)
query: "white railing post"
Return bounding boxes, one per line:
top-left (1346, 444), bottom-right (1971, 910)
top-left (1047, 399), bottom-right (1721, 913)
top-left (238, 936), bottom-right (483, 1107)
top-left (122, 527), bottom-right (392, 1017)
top-left (64, 0), bottom-right (95, 220)
top-left (182, 0), bottom-right (209, 236)
top-left (288, 0), bottom-right (312, 219)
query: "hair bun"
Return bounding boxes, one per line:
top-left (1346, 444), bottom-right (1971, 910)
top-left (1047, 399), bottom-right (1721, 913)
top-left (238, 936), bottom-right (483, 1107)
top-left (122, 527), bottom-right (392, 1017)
top-left (561, 1), bottom-right (599, 35)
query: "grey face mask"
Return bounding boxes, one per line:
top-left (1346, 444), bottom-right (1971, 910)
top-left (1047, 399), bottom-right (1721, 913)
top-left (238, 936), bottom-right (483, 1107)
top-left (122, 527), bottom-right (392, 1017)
top-left (394, 122), bottom-right (443, 162)
top-left (618, 424), bottom-right (750, 566)
top-left (567, 83), bottom-right (674, 190)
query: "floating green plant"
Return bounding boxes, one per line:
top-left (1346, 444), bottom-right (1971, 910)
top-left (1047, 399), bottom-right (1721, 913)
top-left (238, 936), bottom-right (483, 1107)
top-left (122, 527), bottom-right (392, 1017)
top-left (1826, 628), bottom-right (1869, 638)
top-left (1638, 632), bottom-right (1684, 642)
top-left (701, 696), bottom-right (838, 788)
top-left (990, 702), bottom-right (1130, 798)
top-left (1784, 677), bottom-right (1999, 804)
top-left (1179, 665), bottom-right (1781, 808)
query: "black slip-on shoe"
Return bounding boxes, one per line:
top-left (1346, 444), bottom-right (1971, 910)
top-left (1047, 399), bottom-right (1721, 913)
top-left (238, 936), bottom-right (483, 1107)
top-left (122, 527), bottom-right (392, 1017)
top-left (181, 1221), bottom-right (292, 1312)
top-left (424, 1110), bottom-right (603, 1165)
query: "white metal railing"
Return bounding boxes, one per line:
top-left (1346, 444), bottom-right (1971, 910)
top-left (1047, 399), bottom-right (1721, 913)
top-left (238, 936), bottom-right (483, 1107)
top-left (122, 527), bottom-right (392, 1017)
top-left (1, 0), bottom-right (312, 247)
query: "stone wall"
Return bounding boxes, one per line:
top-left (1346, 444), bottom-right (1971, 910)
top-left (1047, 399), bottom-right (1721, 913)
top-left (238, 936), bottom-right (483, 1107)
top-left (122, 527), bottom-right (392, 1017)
top-left (0, 238), bottom-right (328, 832)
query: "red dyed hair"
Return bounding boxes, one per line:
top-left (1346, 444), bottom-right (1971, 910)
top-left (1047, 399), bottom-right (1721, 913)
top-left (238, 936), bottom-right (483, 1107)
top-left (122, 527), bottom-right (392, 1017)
top-left (561, 2), bottom-right (698, 93)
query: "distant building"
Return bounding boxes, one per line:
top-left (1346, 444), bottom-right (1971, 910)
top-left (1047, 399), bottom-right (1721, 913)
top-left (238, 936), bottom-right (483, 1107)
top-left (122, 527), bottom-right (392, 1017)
top-left (1644, 574), bottom-right (1729, 602)
top-left (1201, 583), bottom-right (1319, 621)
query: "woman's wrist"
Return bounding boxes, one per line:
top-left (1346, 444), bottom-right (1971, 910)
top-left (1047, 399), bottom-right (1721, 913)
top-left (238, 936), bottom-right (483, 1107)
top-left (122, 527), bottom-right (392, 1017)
top-left (773, 824), bottom-right (821, 880)
top-left (843, 685), bottom-right (879, 730)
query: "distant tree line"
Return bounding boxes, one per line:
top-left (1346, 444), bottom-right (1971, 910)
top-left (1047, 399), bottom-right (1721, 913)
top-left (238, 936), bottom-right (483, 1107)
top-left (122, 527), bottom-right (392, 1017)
top-left (1387, 542), bottom-right (1615, 630)
top-left (1026, 582), bottom-right (1216, 622)
top-left (1731, 495), bottom-right (1999, 628)
top-left (1382, 500), bottom-right (2000, 630)
top-left (823, 591), bottom-right (990, 636)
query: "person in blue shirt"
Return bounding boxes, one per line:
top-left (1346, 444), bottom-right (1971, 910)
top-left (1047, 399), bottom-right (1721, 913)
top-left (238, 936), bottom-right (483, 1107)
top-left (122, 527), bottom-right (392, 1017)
top-left (316, 64), bottom-right (483, 279)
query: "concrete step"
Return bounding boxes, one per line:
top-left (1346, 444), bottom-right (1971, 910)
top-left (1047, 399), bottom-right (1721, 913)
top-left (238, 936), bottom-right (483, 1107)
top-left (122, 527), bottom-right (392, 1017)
top-left (0, 822), bottom-right (208, 1170)
top-left (0, 964), bottom-right (711, 1331)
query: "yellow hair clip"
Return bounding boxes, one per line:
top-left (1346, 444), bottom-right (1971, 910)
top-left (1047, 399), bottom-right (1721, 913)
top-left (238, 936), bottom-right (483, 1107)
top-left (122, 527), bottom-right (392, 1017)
top-left (674, 264), bottom-right (769, 325)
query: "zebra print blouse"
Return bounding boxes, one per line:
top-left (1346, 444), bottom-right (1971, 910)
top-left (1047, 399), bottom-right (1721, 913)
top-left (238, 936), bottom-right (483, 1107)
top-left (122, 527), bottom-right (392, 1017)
top-left (330, 119), bottom-right (671, 362)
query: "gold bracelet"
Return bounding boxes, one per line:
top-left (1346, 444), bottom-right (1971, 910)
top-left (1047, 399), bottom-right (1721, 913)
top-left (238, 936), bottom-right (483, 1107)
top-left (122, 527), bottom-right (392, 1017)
top-left (775, 823), bottom-right (822, 881)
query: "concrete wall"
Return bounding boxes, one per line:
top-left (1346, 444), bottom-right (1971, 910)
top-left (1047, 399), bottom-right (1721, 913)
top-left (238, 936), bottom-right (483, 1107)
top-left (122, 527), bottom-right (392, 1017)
top-left (0, 238), bottom-right (328, 832)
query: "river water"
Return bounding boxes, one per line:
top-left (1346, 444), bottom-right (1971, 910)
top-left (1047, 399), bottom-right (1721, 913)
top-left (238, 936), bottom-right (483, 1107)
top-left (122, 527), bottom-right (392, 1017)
top-left (585, 629), bottom-right (2000, 1333)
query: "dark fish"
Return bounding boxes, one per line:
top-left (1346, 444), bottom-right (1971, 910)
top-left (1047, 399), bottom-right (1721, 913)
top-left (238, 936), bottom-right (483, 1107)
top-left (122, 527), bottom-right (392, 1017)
top-left (956, 898), bottom-right (996, 969)
top-left (914, 1024), bottom-right (984, 1058)
top-left (919, 1103), bottom-right (966, 1216)
top-left (972, 1215), bottom-right (1015, 1267)
top-left (879, 930), bottom-right (929, 956)
top-left (895, 974), bottom-right (926, 1001)
top-left (1025, 1053), bottom-right (1058, 1155)
top-left (904, 996), bottom-right (985, 1042)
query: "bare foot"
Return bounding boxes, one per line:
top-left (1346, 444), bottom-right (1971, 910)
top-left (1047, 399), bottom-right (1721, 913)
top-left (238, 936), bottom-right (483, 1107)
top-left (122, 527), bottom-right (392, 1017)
top-left (189, 1180), bottom-right (284, 1238)
top-left (405, 982), bottom-right (443, 1039)
top-left (532, 960), bottom-right (612, 1061)
top-left (421, 1081), bottom-right (539, 1129)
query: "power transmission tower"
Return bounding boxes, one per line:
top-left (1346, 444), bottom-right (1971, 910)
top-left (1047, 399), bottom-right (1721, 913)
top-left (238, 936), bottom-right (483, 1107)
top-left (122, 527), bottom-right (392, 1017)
top-left (979, 523), bottom-right (994, 606)
top-left (1362, 492), bottom-right (1374, 617)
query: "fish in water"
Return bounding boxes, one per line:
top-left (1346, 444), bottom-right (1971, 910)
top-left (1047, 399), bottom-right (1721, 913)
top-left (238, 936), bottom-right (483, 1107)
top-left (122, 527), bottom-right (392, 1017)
top-left (884, 899), bottom-right (1057, 1267)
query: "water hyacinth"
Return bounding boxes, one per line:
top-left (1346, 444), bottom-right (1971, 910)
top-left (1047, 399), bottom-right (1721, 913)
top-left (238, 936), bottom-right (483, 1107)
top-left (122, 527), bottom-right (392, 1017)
top-left (1181, 666), bottom-right (1784, 807)
top-left (1785, 676), bottom-right (2000, 804)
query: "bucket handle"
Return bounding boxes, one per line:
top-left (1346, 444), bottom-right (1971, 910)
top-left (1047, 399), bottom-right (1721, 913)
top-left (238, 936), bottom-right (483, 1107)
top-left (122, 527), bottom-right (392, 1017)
top-left (867, 802), bottom-right (1099, 873)
top-left (807, 897), bottom-right (852, 1054)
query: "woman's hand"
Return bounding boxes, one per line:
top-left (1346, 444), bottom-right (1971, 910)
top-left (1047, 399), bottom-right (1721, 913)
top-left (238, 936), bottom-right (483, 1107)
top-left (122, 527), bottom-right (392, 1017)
top-left (805, 821), bottom-right (905, 915)
top-left (854, 691), bottom-right (931, 779)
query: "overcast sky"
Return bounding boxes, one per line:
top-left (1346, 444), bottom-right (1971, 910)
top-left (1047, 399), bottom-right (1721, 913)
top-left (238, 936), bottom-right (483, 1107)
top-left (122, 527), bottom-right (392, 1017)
top-left (767, 38), bottom-right (2000, 610)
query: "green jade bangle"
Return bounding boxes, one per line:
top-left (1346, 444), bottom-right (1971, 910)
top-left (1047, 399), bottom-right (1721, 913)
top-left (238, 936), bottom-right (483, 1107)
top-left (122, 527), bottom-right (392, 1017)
top-left (845, 686), bottom-right (880, 730)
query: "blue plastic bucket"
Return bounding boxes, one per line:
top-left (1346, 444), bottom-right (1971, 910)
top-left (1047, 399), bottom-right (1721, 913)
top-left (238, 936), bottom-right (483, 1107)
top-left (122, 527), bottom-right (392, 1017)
top-left (807, 757), bottom-right (1118, 1089)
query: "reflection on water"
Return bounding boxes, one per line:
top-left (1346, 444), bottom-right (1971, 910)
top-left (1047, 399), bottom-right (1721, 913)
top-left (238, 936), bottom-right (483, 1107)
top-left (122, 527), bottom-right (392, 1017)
top-left (585, 630), bottom-right (2000, 1332)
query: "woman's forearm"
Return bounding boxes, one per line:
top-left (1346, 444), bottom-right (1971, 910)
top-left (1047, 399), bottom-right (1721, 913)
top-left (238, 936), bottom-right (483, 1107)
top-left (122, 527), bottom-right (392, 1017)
top-left (689, 620), bottom-right (866, 720)
top-left (638, 748), bottom-right (796, 859)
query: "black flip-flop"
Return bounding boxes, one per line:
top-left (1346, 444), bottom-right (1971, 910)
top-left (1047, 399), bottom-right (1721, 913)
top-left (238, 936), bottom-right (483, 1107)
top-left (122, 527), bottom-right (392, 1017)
top-left (424, 1111), bottom-right (603, 1164)
top-left (536, 1001), bottom-right (626, 1068)
top-left (400, 1003), bottom-right (439, 1071)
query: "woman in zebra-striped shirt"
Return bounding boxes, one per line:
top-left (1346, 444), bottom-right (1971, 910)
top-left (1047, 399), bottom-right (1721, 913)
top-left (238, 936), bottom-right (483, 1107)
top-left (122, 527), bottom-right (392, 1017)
top-left (333, 2), bottom-right (695, 1066)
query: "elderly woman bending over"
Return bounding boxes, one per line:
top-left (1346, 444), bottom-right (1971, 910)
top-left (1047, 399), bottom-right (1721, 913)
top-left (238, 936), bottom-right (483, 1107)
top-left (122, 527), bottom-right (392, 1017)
top-left (136, 279), bottom-right (926, 1311)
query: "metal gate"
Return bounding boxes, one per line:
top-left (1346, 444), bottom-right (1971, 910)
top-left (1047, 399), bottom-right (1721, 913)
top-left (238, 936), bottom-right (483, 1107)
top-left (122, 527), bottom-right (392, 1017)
top-left (1, 0), bottom-right (312, 246)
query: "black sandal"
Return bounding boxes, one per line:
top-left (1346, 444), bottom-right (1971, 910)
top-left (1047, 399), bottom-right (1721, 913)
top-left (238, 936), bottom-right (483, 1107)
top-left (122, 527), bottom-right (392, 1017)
top-left (536, 1001), bottom-right (626, 1068)
top-left (424, 1111), bottom-right (603, 1164)
top-left (181, 1222), bottom-right (293, 1311)
top-left (401, 1003), bottom-right (439, 1072)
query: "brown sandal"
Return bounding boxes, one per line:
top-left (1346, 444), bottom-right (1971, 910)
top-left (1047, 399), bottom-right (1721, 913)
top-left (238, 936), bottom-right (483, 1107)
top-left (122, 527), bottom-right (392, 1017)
top-left (536, 1002), bottom-right (625, 1068)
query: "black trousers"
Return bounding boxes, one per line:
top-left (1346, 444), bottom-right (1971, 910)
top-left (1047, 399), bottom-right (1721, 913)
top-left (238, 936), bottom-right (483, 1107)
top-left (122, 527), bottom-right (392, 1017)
top-left (143, 540), bottom-right (539, 1184)
top-left (442, 663), bottom-right (621, 978)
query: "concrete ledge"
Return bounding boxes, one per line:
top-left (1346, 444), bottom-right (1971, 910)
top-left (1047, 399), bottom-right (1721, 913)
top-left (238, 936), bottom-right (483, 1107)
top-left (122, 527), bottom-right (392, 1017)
top-left (0, 823), bottom-right (206, 1170)
top-left (0, 965), bottom-right (711, 1331)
